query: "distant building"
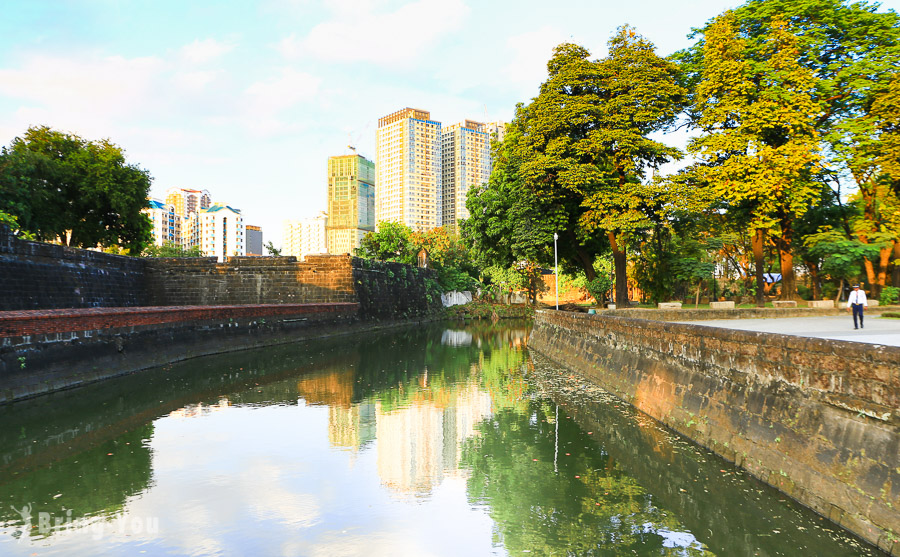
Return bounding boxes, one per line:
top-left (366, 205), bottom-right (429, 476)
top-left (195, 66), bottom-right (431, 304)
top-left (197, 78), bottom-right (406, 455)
top-left (376, 107), bottom-right (442, 232)
top-left (282, 219), bottom-right (303, 258)
top-left (441, 120), bottom-right (491, 232)
top-left (484, 121), bottom-right (507, 144)
top-left (327, 154), bottom-right (375, 255)
top-left (165, 188), bottom-right (211, 219)
top-left (199, 203), bottom-right (244, 261)
top-left (143, 199), bottom-right (182, 247)
top-left (301, 212), bottom-right (329, 259)
top-left (246, 225), bottom-right (263, 256)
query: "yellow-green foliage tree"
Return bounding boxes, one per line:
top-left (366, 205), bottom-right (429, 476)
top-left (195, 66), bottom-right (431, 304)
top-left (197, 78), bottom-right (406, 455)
top-left (688, 14), bottom-right (822, 302)
top-left (514, 28), bottom-right (685, 306)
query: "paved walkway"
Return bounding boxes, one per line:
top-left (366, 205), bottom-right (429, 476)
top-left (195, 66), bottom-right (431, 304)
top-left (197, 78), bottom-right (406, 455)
top-left (679, 315), bottom-right (900, 347)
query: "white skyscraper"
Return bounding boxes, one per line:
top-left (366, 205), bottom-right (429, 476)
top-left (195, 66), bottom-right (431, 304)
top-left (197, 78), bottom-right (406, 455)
top-left (199, 203), bottom-right (244, 261)
top-left (301, 212), bottom-right (329, 259)
top-left (376, 108), bottom-right (442, 232)
top-left (441, 120), bottom-right (492, 231)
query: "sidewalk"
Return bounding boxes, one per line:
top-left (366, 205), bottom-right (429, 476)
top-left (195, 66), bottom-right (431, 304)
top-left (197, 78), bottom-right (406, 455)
top-left (679, 315), bottom-right (900, 347)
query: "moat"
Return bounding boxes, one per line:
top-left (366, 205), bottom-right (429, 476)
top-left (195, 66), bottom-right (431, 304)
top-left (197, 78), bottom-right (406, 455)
top-left (0, 321), bottom-right (882, 556)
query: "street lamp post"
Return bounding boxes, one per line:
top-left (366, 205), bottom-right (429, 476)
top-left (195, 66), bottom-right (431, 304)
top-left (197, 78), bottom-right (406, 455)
top-left (554, 232), bottom-right (559, 310)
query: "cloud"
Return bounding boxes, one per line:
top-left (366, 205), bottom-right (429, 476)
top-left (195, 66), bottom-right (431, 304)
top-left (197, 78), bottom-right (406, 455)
top-left (180, 38), bottom-right (235, 64)
top-left (500, 26), bottom-right (567, 96)
top-left (283, 0), bottom-right (470, 65)
top-left (243, 68), bottom-right (323, 135)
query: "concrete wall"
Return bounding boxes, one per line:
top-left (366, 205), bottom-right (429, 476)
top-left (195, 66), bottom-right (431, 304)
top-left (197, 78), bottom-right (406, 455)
top-left (0, 225), bottom-right (148, 310)
top-left (529, 310), bottom-right (900, 555)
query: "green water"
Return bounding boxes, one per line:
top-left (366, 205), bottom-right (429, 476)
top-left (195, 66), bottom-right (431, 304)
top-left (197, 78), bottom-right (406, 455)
top-left (0, 322), bottom-right (882, 556)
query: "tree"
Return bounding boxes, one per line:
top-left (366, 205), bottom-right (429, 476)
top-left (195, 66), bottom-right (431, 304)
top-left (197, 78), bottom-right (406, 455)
top-left (0, 126), bottom-right (152, 253)
top-left (687, 14), bottom-right (823, 302)
top-left (264, 241), bottom-right (282, 256)
top-left (142, 242), bottom-right (203, 258)
top-left (356, 221), bottom-right (416, 264)
top-left (466, 28), bottom-right (684, 306)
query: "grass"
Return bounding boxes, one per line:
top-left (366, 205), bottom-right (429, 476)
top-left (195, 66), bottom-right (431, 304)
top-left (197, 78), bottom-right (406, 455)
top-left (882, 312), bottom-right (900, 319)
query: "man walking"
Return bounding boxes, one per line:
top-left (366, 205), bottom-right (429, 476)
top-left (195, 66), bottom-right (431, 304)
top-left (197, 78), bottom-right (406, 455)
top-left (847, 284), bottom-right (868, 329)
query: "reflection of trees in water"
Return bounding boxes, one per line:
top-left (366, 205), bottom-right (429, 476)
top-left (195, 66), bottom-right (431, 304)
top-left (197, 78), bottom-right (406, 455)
top-left (461, 404), bottom-right (710, 556)
top-left (0, 424), bottom-right (154, 538)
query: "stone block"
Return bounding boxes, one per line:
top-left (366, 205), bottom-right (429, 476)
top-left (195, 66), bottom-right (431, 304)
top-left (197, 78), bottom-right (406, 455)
top-left (868, 300), bottom-right (880, 307)
top-left (709, 301), bottom-right (735, 309)
top-left (772, 300), bottom-right (798, 308)
top-left (807, 300), bottom-right (835, 309)
top-left (658, 302), bottom-right (682, 309)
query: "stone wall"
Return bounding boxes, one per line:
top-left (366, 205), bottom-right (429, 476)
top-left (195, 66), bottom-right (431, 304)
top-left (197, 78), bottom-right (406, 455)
top-left (144, 255), bottom-right (356, 306)
top-left (601, 306), bottom-right (899, 321)
top-left (0, 226), bottom-right (439, 320)
top-left (0, 225), bottom-right (148, 310)
top-left (529, 310), bottom-right (900, 555)
top-left (0, 304), bottom-right (359, 404)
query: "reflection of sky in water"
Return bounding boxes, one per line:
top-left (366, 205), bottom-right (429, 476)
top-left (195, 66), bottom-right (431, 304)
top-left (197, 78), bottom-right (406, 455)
top-left (0, 323), bottom-right (882, 557)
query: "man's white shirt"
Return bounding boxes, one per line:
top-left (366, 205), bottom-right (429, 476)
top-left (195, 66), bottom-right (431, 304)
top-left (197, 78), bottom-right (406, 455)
top-left (847, 290), bottom-right (868, 307)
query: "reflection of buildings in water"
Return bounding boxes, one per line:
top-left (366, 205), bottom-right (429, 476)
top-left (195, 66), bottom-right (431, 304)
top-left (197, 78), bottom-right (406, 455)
top-left (328, 402), bottom-right (376, 451)
top-left (296, 369), bottom-right (355, 408)
top-left (168, 398), bottom-right (231, 419)
top-left (441, 329), bottom-right (473, 347)
top-left (375, 380), bottom-right (493, 497)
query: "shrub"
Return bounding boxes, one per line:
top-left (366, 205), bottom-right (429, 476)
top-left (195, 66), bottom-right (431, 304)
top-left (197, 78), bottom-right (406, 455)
top-left (880, 286), bottom-right (899, 306)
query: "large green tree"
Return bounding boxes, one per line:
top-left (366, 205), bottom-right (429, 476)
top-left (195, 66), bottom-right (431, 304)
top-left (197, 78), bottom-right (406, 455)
top-left (466, 27), bottom-right (684, 306)
top-left (0, 126), bottom-right (152, 253)
top-left (687, 14), bottom-right (823, 302)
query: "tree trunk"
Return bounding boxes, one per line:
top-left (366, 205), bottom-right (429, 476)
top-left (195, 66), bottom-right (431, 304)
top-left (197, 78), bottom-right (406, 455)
top-left (875, 242), bottom-right (893, 298)
top-left (752, 228), bottom-right (766, 308)
top-left (834, 278), bottom-right (844, 303)
top-left (893, 241), bottom-right (900, 288)
top-left (608, 232), bottom-right (629, 307)
top-left (574, 245), bottom-right (597, 282)
top-left (777, 220), bottom-right (798, 300)
top-left (807, 263), bottom-right (821, 300)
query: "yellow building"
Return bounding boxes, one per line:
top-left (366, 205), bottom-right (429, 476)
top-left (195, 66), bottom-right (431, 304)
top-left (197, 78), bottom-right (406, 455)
top-left (376, 108), bottom-right (442, 232)
top-left (327, 154), bottom-right (375, 255)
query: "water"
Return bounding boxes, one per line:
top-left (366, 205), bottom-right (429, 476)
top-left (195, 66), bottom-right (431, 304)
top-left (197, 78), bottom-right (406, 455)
top-left (0, 321), bottom-right (882, 556)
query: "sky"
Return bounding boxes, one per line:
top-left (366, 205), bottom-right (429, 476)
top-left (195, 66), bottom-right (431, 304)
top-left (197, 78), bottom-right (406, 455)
top-left (2, 0), bottom-right (899, 248)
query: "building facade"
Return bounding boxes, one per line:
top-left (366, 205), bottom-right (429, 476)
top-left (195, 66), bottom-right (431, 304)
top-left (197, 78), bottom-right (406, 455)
top-left (143, 199), bottom-right (182, 247)
top-left (165, 188), bottom-right (211, 220)
top-left (245, 225), bottom-right (263, 256)
top-left (375, 108), bottom-right (442, 232)
top-left (302, 212), bottom-right (329, 259)
top-left (326, 154), bottom-right (376, 255)
top-left (199, 204), bottom-right (244, 261)
top-left (441, 120), bottom-right (492, 231)
top-left (282, 220), bottom-right (303, 258)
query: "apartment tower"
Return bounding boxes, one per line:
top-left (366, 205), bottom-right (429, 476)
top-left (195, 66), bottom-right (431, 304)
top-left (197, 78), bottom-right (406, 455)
top-left (375, 108), bottom-right (442, 232)
top-left (441, 120), bottom-right (492, 232)
top-left (327, 154), bottom-right (375, 255)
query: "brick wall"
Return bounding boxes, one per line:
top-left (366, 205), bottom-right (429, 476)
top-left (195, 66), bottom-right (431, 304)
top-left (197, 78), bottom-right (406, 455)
top-left (144, 254), bottom-right (356, 306)
top-left (530, 310), bottom-right (900, 555)
top-left (0, 225), bottom-right (148, 310)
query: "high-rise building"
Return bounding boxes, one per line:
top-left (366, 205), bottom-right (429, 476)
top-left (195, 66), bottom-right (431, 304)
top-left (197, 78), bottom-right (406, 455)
top-left (165, 188), bottom-right (211, 219)
top-left (199, 203), bottom-right (244, 261)
top-left (326, 154), bottom-right (376, 256)
top-left (376, 108), bottom-right (442, 232)
top-left (143, 199), bottom-right (182, 247)
top-left (301, 212), bottom-right (329, 259)
top-left (484, 121), bottom-right (507, 145)
top-left (282, 219), bottom-right (303, 258)
top-left (441, 120), bottom-right (492, 231)
top-left (245, 225), bottom-right (263, 256)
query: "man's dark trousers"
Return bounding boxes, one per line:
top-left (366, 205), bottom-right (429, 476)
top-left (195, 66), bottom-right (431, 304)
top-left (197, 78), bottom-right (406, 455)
top-left (852, 303), bottom-right (864, 328)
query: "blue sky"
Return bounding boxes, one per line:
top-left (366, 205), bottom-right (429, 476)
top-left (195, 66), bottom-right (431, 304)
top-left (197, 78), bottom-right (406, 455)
top-left (2, 0), bottom-right (899, 248)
